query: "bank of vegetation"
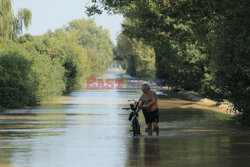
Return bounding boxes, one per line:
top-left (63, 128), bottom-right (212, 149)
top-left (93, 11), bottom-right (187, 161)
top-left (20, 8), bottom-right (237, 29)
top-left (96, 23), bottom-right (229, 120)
top-left (0, 0), bottom-right (113, 109)
top-left (87, 0), bottom-right (249, 125)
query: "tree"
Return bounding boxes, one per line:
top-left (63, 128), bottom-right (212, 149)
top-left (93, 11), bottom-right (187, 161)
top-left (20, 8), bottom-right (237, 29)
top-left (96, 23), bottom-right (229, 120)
top-left (66, 18), bottom-right (114, 76)
top-left (115, 33), bottom-right (156, 79)
top-left (86, 0), bottom-right (250, 123)
top-left (0, 0), bottom-right (31, 40)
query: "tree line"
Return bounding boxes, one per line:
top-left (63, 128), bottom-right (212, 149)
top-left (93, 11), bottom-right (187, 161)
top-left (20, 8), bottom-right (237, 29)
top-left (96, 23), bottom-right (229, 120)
top-left (0, 0), bottom-right (113, 108)
top-left (87, 0), bottom-right (250, 125)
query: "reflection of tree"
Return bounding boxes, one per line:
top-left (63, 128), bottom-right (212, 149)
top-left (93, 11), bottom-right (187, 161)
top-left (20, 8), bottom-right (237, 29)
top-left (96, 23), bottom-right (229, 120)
top-left (144, 137), bottom-right (160, 167)
top-left (228, 136), bottom-right (250, 167)
top-left (0, 103), bottom-right (68, 166)
top-left (130, 137), bottom-right (142, 166)
top-left (0, 140), bottom-right (15, 165)
top-left (126, 137), bottom-right (160, 167)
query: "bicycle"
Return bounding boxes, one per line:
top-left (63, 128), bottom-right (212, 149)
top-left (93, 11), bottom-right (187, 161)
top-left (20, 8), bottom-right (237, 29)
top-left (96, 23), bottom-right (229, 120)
top-left (122, 100), bottom-right (141, 136)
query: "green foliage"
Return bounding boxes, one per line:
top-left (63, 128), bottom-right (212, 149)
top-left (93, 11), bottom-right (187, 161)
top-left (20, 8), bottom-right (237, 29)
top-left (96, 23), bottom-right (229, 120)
top-left (0, 47), bottom-right (33, 107)
top-left (0, 41), bottom-right (65, 108)
top-left (115, 34), bottom-right (156, 78)
top-left (12, 8), bottom-right (32, 39)
top-left (18, 33), bottom-right (34, 43)
top-left (0, 1), bottom-right (113, 109)
top-left (0, 0), bottom-right (32, 40)
top-left (201, 0), bottom-right (250, 121)
top-left (0, 0), bottom-right (13, 38)
top-left (66, 18), bottom-right (113, 76)
top-left (87, 0), bottom-right (250, 123)
top-left (22, 30), bottom-right (89, 93)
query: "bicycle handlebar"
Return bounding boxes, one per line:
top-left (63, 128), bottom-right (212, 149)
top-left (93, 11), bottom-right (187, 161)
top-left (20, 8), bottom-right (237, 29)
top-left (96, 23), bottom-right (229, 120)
top-left (122, 108), bottom-right (131, 110)
top-left (122, 100), bottom-right (140, 111)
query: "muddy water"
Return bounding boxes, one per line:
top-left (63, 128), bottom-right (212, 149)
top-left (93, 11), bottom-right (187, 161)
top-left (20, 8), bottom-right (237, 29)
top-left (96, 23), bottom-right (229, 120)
top-left (0, 73), bottom-right (250, 167)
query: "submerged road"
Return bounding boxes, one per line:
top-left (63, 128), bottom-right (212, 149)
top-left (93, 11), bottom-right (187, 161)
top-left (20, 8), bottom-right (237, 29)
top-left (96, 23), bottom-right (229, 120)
top-left (0, 73), bottom-right (250, 167)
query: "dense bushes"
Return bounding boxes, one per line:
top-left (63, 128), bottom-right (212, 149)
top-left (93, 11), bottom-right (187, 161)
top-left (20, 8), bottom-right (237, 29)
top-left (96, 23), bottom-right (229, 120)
top-left (0, 42), bottom-right (65, 108)
top-left (21, 30), bottom-right (89, 93)
top-left (0, 48), bottom-right (34, 108)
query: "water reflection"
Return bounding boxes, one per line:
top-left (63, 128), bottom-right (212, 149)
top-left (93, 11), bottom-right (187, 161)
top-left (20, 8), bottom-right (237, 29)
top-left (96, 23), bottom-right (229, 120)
top-left (127, 137), bottom-right (160, 167)
top-left (126, 135), bottom-right (250, 167)
top-left (144, 138), bottom-right (160, 167)
top-left (0, 72), bottom-right (250, 167)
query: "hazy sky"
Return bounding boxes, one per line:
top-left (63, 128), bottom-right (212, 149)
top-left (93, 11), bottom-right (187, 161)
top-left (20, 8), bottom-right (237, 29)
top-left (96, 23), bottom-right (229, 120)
top-left (12, 0), bottom-right (124, 45)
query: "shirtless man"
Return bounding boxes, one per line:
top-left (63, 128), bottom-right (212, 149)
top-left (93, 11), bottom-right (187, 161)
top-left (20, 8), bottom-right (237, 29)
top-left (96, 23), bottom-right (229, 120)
top-left (136, 84), bottom-right (159, 136)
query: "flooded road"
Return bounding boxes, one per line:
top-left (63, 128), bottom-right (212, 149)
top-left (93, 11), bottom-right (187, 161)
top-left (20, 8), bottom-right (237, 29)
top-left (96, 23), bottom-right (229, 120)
top-left (0, 73), bottom-right (250, 167)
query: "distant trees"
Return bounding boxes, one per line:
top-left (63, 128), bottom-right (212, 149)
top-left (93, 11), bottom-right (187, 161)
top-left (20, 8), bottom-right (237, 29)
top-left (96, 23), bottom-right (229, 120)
top-left (115, 34), bottom-right (156, 79)
top-left (66, 19), bottom-right (114, 76)
top-left (0, 2), bottom-right (113, 108)
top-left (87, 0), bottom-right (250, 124)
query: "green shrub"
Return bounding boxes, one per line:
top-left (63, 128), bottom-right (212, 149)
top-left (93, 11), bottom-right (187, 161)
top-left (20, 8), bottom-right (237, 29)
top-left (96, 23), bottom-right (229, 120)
top-left (0, 48), bottom-right (33, 107)
top-left (0, 43), bottom-right (65, 108)
top-left (22, 32), bottom-right (89, 93)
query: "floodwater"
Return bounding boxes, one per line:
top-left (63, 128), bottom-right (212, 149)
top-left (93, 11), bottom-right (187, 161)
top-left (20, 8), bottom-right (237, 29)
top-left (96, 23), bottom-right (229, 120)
top-left (0, 73), bottom-right (250, 167)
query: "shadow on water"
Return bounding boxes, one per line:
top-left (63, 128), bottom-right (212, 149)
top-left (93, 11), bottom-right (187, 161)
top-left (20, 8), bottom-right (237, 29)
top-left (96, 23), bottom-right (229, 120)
top-left (0, 72), bottom-right (250, 167)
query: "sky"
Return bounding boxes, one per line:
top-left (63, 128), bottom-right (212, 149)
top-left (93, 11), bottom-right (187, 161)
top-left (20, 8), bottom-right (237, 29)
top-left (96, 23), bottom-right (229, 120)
top-left (12, 0), bottom-right (124, 45)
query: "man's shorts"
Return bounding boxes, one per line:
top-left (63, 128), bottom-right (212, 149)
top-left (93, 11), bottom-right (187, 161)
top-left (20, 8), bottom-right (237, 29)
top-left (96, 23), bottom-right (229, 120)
top-left (142, 108), bottom-right (159, 124)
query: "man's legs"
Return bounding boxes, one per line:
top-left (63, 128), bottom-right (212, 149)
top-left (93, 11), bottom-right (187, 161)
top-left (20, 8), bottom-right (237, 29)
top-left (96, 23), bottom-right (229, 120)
top-left (147, 123), bottom-right (153, 136)
top-left (153, 122), bottom-right (159, 136)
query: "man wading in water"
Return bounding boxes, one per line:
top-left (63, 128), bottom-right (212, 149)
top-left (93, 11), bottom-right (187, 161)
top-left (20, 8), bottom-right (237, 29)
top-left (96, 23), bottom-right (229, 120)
top-left (136, 84), bottom-right (160, 136)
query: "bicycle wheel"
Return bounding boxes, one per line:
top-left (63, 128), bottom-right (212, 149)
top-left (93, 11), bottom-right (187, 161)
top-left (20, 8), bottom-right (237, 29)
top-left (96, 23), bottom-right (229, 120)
top-left (132, 119), bottom-right (140, 136)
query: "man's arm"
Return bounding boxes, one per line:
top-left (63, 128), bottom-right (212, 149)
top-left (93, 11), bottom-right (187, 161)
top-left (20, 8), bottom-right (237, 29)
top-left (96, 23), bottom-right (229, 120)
top-left (136, 100), bottom-right (144, 113)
